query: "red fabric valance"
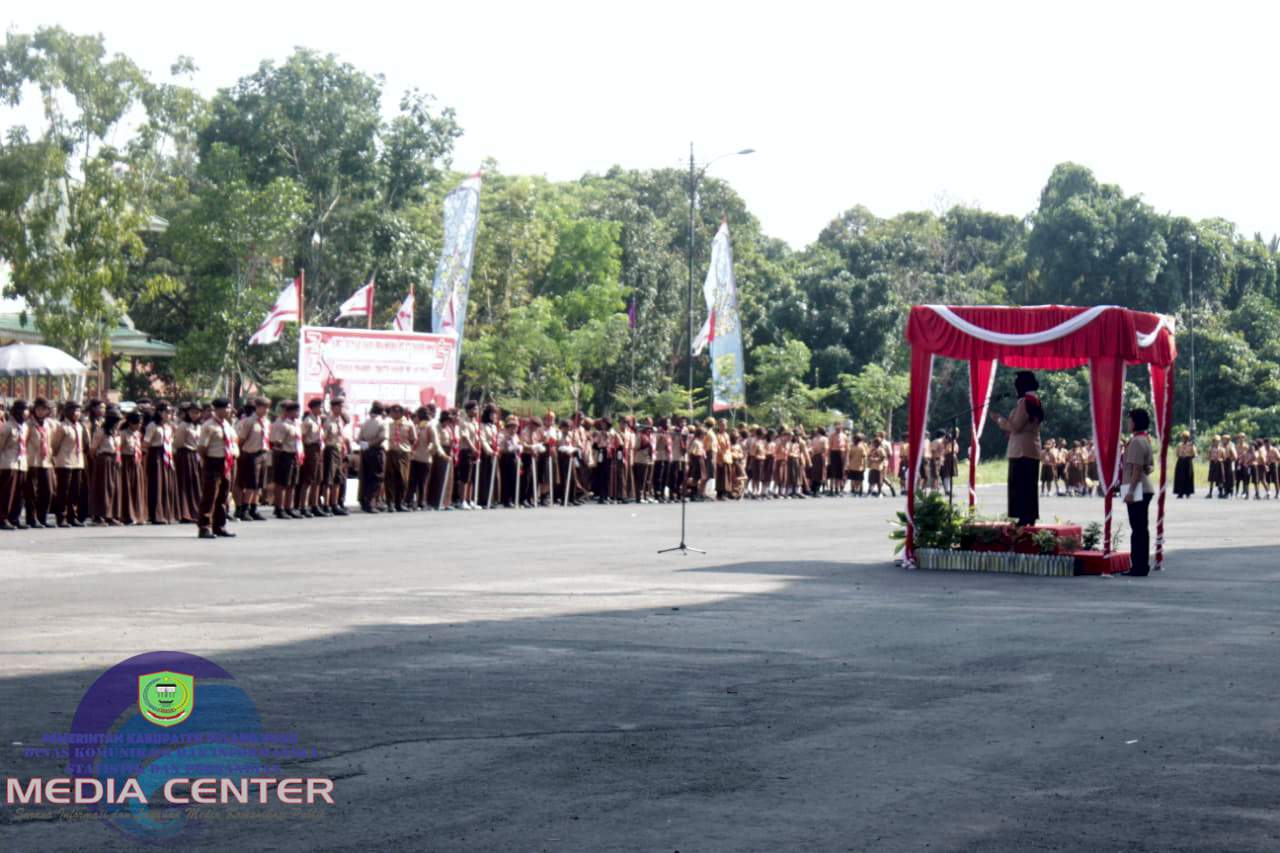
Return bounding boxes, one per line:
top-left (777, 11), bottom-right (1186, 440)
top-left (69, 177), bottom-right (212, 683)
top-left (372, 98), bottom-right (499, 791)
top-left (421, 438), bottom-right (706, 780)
top-left (905, 305), bottom-right (1139, 368)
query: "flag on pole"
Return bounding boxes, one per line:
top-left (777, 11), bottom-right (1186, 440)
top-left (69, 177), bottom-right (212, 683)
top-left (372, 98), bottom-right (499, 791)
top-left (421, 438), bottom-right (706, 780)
top-left (431, 173), bottom-right (482, 362)
top-left (692, 309), bottom-right (715, 355)
top-left (248, 276), bottom-right (301, 346)
top-left (337, 276), bottom-right (375, 321)
top-left (695, 221), bottom-right (746, 411)
top-left (392, 285), bottom-right (415, 332)
top-left (627, 297), bottom-right (637, 331)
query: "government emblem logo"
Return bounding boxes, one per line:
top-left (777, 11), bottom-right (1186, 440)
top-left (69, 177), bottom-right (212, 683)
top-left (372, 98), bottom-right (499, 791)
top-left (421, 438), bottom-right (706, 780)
top-left (138, 671), bottom-right (195, 727)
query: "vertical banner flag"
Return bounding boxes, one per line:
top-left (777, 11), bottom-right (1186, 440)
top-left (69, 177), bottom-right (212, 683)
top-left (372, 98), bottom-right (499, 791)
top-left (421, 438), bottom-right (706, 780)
top-left (248, 276), bottom-right (301, 345)
top-left (393, 284), bottom-right (415, 332)
top-left (692, 221), bottom-right (746, 411)
top-left (431, 173), bottom-right (482, 363)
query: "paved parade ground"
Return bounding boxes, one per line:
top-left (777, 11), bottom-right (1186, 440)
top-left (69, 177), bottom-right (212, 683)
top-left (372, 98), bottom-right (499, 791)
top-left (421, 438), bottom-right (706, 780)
top-left (2, 489), bottom-right (1279, 852)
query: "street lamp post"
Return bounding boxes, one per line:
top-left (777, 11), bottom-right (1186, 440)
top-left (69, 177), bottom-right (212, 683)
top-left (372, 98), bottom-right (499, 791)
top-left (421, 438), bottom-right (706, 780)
top-left (1187, 235), bottom-right (1197, 436)
top-left (660, 142), bottom-right (754, 556)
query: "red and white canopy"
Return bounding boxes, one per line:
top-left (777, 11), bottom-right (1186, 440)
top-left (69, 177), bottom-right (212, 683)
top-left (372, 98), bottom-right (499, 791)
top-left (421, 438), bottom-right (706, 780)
top-left (902, 305), bottom-right (1177, 567)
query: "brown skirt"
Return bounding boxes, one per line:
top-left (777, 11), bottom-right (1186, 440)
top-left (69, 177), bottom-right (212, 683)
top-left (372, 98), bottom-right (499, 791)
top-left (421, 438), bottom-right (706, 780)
top-left (146, 446), bottom-right (178, 523)
top-left (0, 469), bottom-right (24, 521)
top-left (175, 447), bottom-right (202, 522)
top-left (119, 456), bottom-right (147, 524)
top-left (90, 454), bottom-right (120, 521)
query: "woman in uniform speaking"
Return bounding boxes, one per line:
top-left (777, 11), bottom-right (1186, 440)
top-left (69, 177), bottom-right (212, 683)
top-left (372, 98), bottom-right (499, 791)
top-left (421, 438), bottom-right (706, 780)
top-left (995, 371), bottom-right (1044, 526)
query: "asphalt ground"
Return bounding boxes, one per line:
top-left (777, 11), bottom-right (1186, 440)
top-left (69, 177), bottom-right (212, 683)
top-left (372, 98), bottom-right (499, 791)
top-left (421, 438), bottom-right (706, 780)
top-left (1, 485), bottom-right (1278, 852)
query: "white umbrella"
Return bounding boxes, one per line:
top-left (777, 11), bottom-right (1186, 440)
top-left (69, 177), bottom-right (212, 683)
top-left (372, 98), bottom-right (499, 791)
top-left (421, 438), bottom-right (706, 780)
top-left (0, 343), bottom-right (88, 377)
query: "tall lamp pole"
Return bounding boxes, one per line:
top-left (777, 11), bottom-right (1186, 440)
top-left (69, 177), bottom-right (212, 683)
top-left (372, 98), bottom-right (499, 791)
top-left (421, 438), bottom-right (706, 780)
top-left (1187, 234), bottom-right (1197, 436)
top-left (661, 142), bottom-right (754, 556)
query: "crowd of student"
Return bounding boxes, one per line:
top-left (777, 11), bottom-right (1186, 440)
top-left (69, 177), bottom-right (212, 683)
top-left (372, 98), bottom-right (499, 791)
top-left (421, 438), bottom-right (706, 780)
top-left (1195, 433), bottom-right (1280, 499)
top-left (1, 395), bottom-right (930, 538)
top-left (8, 392), bottom-right (1271, 540)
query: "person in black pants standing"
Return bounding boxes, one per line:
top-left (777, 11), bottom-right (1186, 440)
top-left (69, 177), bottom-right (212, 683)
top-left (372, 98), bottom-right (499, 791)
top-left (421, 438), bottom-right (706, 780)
top-left (1122, 409), bottom-right (1155, 576)
top-left (995, 371), bottom-right (1045, 526)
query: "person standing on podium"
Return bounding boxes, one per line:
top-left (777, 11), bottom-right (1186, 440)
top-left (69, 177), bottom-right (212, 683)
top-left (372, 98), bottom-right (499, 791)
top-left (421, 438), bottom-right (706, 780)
top-left (995, 371), bottom-right (1044, 526)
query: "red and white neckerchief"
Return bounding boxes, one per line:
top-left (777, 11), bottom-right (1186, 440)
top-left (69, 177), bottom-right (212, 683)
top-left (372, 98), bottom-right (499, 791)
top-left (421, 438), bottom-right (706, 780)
top-left (221, 420), bottom-right (237, 479)
top-left (447, 424), bottom-right (460, 464)
top-left (163, 424), bottom-right (175, 469)
top-left (17, 420), bottom-right (28, 461)
top-left (292, 419), bottom-right (304, 467)
top-left (32, 420), bottom-right (48, 463)
top-left (113, 435), bottom-right (122, 465)
top-left (134, 432), bottom-right (144, 465)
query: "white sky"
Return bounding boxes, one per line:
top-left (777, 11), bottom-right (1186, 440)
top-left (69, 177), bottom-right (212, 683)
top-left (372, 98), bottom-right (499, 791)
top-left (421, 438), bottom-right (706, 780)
top-left (5, 0), bottom-right (1278, 248)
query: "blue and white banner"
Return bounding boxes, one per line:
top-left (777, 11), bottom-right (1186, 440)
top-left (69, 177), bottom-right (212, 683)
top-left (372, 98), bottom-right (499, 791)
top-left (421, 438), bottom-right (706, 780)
top-left (430, 174), bottom-right (482, 364)
top-left (693, 221), bottom-right (746, 411)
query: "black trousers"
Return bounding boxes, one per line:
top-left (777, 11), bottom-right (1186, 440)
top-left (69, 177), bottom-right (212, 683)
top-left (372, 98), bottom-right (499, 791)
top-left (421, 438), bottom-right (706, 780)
top-left (25, 467), bottom-right (54, 525)
top-left (1007, 457), bottom-right (1040, 525)
top-left (54, 468), bottom-right (84, 523)
top-left (360, 448), bottom-right (386, 508)
top-left (1126, 494), bottom-right (1153, 575)
top-left (198, 458), bottom-right (231, 533)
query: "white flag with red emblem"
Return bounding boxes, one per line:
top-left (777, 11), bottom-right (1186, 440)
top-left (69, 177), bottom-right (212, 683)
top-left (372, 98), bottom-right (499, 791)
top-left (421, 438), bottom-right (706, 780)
top-left (337, 276), bottom-right (375, 320)
top-left (392, 286), bottom-right (415, 332)
top-left (248, 277), bottom-right (301, 346)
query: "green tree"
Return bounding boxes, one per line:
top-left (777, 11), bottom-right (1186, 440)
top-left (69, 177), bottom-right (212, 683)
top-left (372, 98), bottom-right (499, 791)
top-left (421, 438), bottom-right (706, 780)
top-left (0, 28), bottom-right (152, 385)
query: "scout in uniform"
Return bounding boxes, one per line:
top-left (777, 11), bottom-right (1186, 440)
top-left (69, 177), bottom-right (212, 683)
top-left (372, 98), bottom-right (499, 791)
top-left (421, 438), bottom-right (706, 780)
top-left (1264, 435), bottom-right (1274, 494)
top-left (173, 403), bottom-right (203, 523)
top-left (299, 399), bottom-right (325, 516)
top-left (384, 404), bottom-right (416, 512)
top-left (358, 402), bottom-right (389, 513)
top-left (634, 419), bottom-right (655, 504)
top-left (408, 405), bottom-right (435, 510)
top-left (24, 398), bottom-right (56, 528)
top-left (89, 411), bottom-right (121, 526)
top-left (1221, 435), bottom-right (1236, 498)
top-left (808, 427), bottom-right (829, 496)
top-left (118, 412), bottom-right (147, 526)
top-left (1121, 409), bottom-right (1155, 576)
top-left (269, 401), bottom-right (304, 518)
top-left (1039, 438), bottom-right (1057, 496)
top-left (1251, 439), bottom-right (1267, 500)
top-left (477, 404), bottom-right (502, 509)
top-left (235, 397), bottom-right (270, 521)
top-left (0, 400), bottom-right (28, 529)
top-left (866, 434), bottom-right (886, 498)
top-left (196, 398), bottom-right (238, 538)
top-left (1173, 431), bottom-right (1196, 498)
top-left (51, 401), bottom-right (89, 527)
top-left (517, 416), bottom-right (540, 508)
top-left (827, 424), bottom-right (848, 496)
top-left (143, 402), bottom-right (178, 524)
top-left (456, 402), bottom-right (481, 510)
top-left (1234, 434), bottom-right (1251, 499)
top-left (499, 415), bottom-right (523, 508)
top-left (847, 433), bottom-right (867, 496)
top-left (1206, 436), bottom-right (1222, 498)
top-left (554, 418), bottom-right (581, 505)
top-left (429, 409), bottom-right (458, 510)
top-left (322, 398), bottom-right (351, 516)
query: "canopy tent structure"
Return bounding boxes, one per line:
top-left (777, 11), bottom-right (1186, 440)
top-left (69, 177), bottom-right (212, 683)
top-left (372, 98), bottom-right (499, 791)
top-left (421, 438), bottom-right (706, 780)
top-left (0, 342), bottom-right (88, 377)
top-left (903, 305), bottom-right (1178, 569)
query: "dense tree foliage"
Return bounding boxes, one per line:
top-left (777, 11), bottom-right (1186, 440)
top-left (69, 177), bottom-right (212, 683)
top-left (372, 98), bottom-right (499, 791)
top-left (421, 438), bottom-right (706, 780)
top-left (3, 31), bottom-right (1279, 447)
